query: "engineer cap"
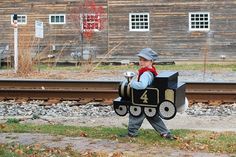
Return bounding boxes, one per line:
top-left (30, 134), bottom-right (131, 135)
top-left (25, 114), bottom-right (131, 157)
top-left (137, 48), bottom-right (158, 61)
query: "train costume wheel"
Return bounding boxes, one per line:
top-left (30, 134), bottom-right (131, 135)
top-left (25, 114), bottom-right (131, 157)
top-left (129, 106), bottom-right (142, 117)
top-left (114, 105), bottom-right (128, 116)
top-left (158, 100), bottom-right (176, 120)
top-left (144, 107), bottom-right (157, 117)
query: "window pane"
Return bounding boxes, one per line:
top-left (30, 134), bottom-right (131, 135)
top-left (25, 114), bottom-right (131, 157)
top-left (17, 16), bottom-right (21, 21)
top-left (21, 16), bottom-right (24, 22)
top-left (51, 16), bottom-right (55, 22)
top-left (60, 16), bottom-right (64, 22)
top-left (56, 16), bottom-right (59, 22)
top-left (144, 15), bottom-right (148, 21)
top-left (95, 23), bottom-right (98, 29)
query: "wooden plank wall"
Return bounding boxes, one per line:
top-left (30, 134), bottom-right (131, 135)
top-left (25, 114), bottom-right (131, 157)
top-left (0, 0), bottom-right (108, 60)
top-left (108, 0), bottom-right (236, 60)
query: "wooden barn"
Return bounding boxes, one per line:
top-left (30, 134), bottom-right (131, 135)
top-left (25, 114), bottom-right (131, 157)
top-left (0, 0), bottom-right (235, 62)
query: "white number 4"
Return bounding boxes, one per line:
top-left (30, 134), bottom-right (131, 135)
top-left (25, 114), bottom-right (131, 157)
top-left (140, 90), bottom-right (148, 103)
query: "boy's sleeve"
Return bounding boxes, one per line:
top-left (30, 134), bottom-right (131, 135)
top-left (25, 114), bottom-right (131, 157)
top-left (130, 72), bottom-right (153, 90)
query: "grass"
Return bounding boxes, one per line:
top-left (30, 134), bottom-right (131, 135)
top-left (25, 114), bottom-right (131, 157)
top-left (6, 118), bottom-right (20, 124)
top-left (31, 63), bottom-right (236, 71)
top-left (0, 123), bottom-right (235, 154)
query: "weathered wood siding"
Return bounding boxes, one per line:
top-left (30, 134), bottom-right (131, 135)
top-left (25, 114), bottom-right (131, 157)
top-left (108, 0), bottom-right (236, 60)
top-left (0, 0), bottom-right (108, 59)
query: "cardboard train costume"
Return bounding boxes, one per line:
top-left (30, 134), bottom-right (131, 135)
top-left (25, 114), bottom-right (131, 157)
top-left (113, 69), bottom-right (188, 120)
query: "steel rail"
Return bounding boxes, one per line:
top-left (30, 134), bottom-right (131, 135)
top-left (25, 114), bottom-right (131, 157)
top-left (186, 82), bottom-right (236, 104)
top-left (0, 79), bottom-right (119, 103)
top-left (0, 79), bottom-right (235, 104)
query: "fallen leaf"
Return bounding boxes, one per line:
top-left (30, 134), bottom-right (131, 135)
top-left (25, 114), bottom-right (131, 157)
top-left (80, 132), bottom-right (88, 137)
top-left (82, 151), bottom-right (93, 157)
top-left (111, 151), bottom-right (123, 157)
top-left (110, 134), bottom-right (118, 140)
top-left (199, 145), bottom-right (205, 150)
top-left (0, 124), bottom-right (6, 129)
top-left (34, 143), bottom-right (41, 150)
top-left (15, 149), bottom-right (24, 155)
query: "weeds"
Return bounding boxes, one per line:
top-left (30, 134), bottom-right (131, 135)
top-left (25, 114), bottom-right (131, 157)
top-left (6, 118), bottom-right (20, 124)
top-left (17, 26), bottom-right (35, 76)
top-left (32, 114), bottom-right (40, 120)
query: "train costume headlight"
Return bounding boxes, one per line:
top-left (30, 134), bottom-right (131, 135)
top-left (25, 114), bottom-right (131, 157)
top-left (124, 71), bottom-right (136, 82)
top-left (165, 89), bottom-right (174, 103)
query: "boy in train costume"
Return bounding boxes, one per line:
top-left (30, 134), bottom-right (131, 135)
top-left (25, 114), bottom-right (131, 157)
top-left (113, 48), bottom-right (188, 139)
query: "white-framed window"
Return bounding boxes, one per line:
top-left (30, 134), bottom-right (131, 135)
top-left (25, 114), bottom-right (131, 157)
top-left (81, 14), bottom-right (101, 32)
top-left (189, 12), bottom-right (210, 31)
top-left (11, 14), bottom-right (27, 25)
top-left (49, 14), bottom-right (66, 24)
top-left (129, 13), bottom-right (149, 32)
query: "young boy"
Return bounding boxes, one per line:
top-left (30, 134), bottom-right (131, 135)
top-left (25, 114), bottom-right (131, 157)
top-left (125, 48), bottom-right (175, 140)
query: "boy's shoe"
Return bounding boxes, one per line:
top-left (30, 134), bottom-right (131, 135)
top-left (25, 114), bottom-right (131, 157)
top-left (119, 133), bottom-right (137, 138)
top-left (161, 133), bottom-right (177, 140)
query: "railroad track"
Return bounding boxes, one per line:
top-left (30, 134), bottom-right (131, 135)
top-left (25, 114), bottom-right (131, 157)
top-left (0, 79), bottom-right (235, 105)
